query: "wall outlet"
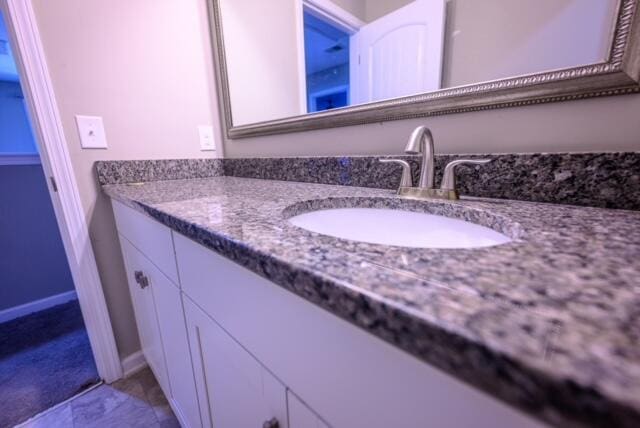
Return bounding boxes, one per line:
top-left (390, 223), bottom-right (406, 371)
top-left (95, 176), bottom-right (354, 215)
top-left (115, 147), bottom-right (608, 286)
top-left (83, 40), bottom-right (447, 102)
top-left (75, 115), bottom-right (108, 149)
top-left (198, 125), bottom-right (216, 151)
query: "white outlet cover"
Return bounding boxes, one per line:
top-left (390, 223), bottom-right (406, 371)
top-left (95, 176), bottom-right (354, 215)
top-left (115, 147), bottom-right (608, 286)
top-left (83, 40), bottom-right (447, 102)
top-left (198, 125), bottom-right (216, 151)
top-left (76, 115), bottom-right (108, 149)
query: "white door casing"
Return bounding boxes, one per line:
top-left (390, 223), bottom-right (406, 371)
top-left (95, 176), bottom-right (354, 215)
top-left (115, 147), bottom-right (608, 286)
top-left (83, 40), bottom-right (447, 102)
top-left (350, 0), bottom-right (447, 105)
top-left (1, 0), bottom-right (122, 382)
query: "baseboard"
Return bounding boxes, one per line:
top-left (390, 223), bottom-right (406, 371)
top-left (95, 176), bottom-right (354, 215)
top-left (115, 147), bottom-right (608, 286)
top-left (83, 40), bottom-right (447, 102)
top-left (0, 153), bottom-right (41, 166)
top-left (0, 290), bottom-right (77, 324)
top-left (121, 350), bottom-right (147, 378)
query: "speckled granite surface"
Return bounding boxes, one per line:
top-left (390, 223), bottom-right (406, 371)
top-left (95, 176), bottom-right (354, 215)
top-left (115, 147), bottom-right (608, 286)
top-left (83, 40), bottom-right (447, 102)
top-left (223, 153), bottom-right (640, 210)
top-left (95, 159), bottom-right (223, 185)
top-left (103, 176), bottom-right (640, 428)
top-left (95, 153), bottom-right (640, 210)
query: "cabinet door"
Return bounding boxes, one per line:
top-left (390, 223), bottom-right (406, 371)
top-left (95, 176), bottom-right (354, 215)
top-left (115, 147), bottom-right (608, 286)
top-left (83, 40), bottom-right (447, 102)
top-left (152, 267), bottom-right (203, 428)
top-left (184, 297), bottom-right (288, 428)
top-left (288, 392), bottom-right (330, 428)
top-left (120, 237), bottom-right (169, 395)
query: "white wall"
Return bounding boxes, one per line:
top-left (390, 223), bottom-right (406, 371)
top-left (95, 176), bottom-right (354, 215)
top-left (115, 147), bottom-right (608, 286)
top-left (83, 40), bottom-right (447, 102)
top-left (330, 0), bottom-right (367, 21)
top-left (364, 0), bottom-right (413, 22)
top-left (31, 0), bottom-right (221, 358)
top-left (222, 93), bottom-right (640, 158)
top-left (443, 0), bottom-right (618, 87)
top-left (329, 0), bottom-right (413, 23)
top-left (219, 0), bottom-right (304, 126)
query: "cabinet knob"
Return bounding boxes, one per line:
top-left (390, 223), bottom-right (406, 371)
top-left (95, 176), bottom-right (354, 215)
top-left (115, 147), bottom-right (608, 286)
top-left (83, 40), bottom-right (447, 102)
top-left (262, 417), bottom-right (279, 428)
top-left (134, 270), bottom-right (150, 289)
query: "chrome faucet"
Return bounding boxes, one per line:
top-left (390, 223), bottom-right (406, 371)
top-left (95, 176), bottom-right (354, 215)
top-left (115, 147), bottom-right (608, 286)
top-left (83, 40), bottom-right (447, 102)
top-left (380, 126), bottom-right (492, 200)
top-left (405, 125), bottom-right (435, 189)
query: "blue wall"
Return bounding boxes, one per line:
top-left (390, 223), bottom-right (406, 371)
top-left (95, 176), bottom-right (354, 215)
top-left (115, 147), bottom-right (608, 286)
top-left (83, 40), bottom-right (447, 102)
top-left (0, 165), bottom-right (75, 311)
top-left (0, 81), bottom-right (37, 154)
top-left (303, 11), bottom-right (350, 112)
top-left (0, 11), bottom-right (20, 82)
top-left (1, 18), bottom-right (73, 311)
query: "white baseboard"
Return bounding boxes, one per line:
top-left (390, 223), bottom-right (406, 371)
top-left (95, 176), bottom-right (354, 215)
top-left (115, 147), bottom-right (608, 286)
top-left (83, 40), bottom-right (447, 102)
top-left (0, 290), bottom-right (77, 324)
top-left (121, 350), bottom-right (147, 378)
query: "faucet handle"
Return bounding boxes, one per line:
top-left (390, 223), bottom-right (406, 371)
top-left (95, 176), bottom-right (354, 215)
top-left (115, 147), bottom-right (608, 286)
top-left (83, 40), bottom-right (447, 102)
top-left (380, 159), bottom-right (413, 188)
top-left (441, 159), bottom-right (492, 192)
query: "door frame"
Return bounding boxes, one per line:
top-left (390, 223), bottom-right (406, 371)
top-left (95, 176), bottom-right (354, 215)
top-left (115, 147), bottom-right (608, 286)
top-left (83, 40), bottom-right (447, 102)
top-left (301, 0), bottom-right (364, 35)
top-left (1, 0), bottom-right (123, 382)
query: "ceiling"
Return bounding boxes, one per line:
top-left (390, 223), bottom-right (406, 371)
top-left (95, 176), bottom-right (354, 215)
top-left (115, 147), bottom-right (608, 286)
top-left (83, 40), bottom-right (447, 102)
top-left (303, 12), bottom-right (350, 75)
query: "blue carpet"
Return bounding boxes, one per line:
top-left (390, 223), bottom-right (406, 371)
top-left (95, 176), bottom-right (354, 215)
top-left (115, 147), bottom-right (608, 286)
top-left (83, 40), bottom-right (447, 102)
top-left (0, 300), bottom-right (100, 427)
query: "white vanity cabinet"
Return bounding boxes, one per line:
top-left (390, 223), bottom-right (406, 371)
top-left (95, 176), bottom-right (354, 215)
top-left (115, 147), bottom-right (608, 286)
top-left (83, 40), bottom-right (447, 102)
top-left (172, 233), bottom-right (545, 428)
top-left (113, 201), bottom-right (201, 428)
top-left (111, 200), bottom-right (547, 428)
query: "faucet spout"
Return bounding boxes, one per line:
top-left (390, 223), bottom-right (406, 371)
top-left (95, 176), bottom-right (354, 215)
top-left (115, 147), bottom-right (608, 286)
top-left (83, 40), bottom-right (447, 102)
top-left (404, 126), bottom-right (434, 188)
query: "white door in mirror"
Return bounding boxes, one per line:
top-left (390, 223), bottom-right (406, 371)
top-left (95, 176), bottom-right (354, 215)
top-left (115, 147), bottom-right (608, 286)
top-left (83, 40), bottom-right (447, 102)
top-left (289, 208), bottom-right (512, 249)
top-left (351, 0), bottom-right (446, 104)
top-left (75, 115), bottom-right (107, 149)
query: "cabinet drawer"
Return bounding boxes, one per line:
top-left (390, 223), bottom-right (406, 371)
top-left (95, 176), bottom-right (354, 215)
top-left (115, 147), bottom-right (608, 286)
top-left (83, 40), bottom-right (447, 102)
top-left (112, 199), bottom-right (179, 284)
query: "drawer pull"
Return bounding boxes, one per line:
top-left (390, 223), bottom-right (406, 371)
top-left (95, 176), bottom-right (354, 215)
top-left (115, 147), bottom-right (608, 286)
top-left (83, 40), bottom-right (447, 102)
top-left (262, 417), bottom-right (279, 428)
top-left (134, 270), bottom-right (150, 289)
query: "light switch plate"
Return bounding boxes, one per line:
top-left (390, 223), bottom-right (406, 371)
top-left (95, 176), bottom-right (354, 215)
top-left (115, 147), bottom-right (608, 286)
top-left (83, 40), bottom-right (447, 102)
top-left (198, 125), bottom-right (216, 151)
top-left (75, 115), bottom-right (108, 149)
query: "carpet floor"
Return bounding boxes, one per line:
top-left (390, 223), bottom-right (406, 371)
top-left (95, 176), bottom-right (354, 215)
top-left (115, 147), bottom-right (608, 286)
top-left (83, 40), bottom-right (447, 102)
top-left (0, 300), bottom-right (100, 428)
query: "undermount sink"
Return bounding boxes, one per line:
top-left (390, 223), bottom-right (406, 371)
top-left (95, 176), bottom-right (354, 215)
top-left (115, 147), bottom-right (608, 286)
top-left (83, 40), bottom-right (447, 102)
top-left (288, 207), bottom-right (512, 249)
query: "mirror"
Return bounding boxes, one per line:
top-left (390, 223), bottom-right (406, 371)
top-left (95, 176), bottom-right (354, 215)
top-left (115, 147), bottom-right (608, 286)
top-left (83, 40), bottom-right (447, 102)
top-left (209, 0), bottom-right (640, 138)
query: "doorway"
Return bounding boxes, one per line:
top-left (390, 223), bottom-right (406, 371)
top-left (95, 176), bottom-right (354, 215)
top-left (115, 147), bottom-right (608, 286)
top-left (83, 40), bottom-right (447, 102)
top-left (0, 9), bottom-right (100, 427)
top-left (299, 0), bottom-right (446, 108)
top-left (303, 10), bottom-right (351, 112)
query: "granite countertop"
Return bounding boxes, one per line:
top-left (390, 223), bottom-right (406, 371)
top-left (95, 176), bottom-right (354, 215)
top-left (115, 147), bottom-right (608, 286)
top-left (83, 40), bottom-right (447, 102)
top-left (103, 176), bottom-right (640, 428)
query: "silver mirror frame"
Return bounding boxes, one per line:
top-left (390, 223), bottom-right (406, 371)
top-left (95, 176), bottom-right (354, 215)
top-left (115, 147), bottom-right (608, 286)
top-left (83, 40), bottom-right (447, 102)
top-left (208, 0), bottom-right (640, 139)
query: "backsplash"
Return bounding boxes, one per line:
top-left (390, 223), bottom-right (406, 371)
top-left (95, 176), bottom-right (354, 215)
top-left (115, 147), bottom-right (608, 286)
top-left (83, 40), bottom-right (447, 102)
top-left (96, 152), bottom-right (640, 210)
top-left (224, 153), bottom-right (640, 210)
top-left (95, 159), bottom-right (224, 185)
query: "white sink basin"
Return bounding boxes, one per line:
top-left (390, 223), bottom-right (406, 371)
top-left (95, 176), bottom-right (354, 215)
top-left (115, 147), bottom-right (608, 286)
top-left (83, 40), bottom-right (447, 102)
top-left (288, 208), bottom-right (511, 249)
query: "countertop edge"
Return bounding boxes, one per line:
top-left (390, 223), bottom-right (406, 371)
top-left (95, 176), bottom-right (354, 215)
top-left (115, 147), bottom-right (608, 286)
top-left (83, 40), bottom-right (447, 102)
top-left (102, 184), bottom-right (640, 428)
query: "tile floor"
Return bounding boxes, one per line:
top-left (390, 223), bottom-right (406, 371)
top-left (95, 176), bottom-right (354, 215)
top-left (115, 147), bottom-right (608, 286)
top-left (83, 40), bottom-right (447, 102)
top-left (19, 368), bottom-right (180, 428)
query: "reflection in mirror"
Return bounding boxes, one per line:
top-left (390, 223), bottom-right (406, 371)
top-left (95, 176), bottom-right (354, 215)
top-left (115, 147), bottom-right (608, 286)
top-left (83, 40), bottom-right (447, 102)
top-left (217, 0), bottom-right (620, 127)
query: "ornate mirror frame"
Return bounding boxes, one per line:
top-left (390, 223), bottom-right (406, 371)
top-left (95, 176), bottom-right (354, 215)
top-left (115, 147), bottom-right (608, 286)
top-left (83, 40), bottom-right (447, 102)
top-left (208, 0), bottom-right (640, 139)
